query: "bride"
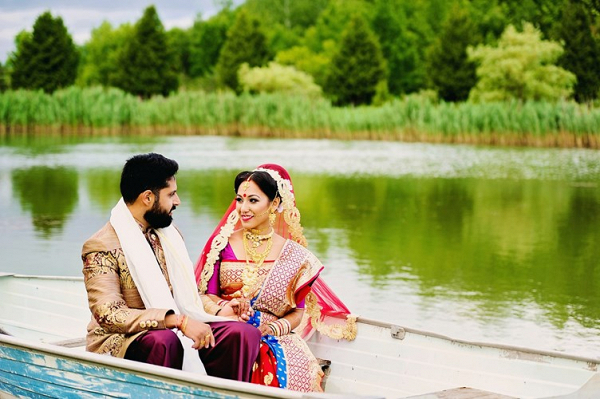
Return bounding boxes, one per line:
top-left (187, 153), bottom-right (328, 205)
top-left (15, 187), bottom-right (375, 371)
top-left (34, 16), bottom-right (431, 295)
top-left (195, 163), bottom-right (356, 392)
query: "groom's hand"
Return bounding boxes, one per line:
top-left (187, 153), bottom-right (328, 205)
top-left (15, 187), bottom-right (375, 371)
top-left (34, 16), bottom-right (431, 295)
top-left (185, 319), bottom-right (215, 349)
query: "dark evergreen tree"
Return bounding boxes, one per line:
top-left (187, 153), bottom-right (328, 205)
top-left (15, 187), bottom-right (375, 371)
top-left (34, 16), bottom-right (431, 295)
top-left (0, 63), bottom-right (7, 92)
top-left (215, 10), bottom-right (270, 91)
top-left (324, 15), bottom-right (386, 106)
top-left (189, 10), bottom-right (234, 78)
top-left (10, 12), bottom-right (78, 93)
top-left (425, 1), bottom-right (478, 102)
top-left (556, 0), bottom-right (600, 102)
top-left (497, 0), bottom-right (561, 37)
top-left (111, 6), bottom-right (178, 97)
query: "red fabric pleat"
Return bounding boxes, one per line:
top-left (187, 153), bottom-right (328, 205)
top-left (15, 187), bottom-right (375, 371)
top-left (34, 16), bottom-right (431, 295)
top-left (250, 342), bottom-right (280, 387)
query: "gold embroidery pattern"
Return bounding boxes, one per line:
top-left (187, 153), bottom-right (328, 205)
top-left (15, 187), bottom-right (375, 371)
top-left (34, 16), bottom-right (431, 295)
top-left (93, 327), bottom-right (106, 336)
top-left (305, 291), bottom-right (358, 341)
top-left (145, 230), bottom-right (173, 293)
top-left (83, 250), bottom-right (136, 290)
top-left (82, 252), bottom-right (118, 281)
top-left (100, 334), bottom-right (126, 356)
top-left (95, 300), bottom-right (129, 333)
top-left (199, 210), bottom-right (239, 294)
top-left (253, 241), bottom-right (312, 316)
top-left (264, 372), bottom-right (274, 386)
top-left (114, 249), bottom-right (136, 289)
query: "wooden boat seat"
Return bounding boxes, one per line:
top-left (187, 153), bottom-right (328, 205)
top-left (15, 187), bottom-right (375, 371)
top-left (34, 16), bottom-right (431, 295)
top-left (406, 387), bottom-right (516, 398)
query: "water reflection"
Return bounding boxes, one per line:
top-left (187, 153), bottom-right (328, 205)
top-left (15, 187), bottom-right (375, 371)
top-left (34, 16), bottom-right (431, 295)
top-left (0, 133), bottom-right (166, 155)
top-left (83, 168), bottom-right (121, 212)
top-left (11, 166), bottom-right (79, 236)
top-left (294, 174), bottom-right (600, 331)
top-left (177, 169), bottom-right (239, 219)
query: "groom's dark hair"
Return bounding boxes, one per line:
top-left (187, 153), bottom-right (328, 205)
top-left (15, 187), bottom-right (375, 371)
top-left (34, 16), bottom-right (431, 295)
top-left (120, 153), bottom-right (179, 204)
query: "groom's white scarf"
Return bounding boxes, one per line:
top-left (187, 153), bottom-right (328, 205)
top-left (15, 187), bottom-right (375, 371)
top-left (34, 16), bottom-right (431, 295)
top-left (110, 198), bottom-right (228, 373)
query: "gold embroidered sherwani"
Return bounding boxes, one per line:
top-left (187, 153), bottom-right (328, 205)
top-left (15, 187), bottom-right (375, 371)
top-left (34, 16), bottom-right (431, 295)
top-left (81, 222), bottom-right (172, 357)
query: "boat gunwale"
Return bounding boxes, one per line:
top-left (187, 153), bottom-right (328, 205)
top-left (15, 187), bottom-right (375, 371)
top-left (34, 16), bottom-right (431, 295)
top-left (357, 317), bottom-right (600, 366)
top-left (0, 333), bottom-right (307, 399)
top-left (3, 273), bottom-right (600, 366)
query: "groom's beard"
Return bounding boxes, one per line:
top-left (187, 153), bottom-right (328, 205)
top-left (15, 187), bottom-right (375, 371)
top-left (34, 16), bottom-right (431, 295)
top-left (144, 201), bottom-right (175, 229)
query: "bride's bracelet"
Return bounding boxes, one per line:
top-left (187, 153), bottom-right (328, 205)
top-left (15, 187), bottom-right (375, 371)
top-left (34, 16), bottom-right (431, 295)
top-left (217, 299), bottom-right (229, 307)
top-left (267, 318), bottom-right (291, 336)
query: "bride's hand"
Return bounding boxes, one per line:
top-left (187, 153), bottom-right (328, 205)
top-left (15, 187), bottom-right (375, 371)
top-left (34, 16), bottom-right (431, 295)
top-left (258, 324), bottom-right (272, 336)
top-left (217, 301), bottom-right (238, 317)
top-left (229, 298), bottom-right (254, 321)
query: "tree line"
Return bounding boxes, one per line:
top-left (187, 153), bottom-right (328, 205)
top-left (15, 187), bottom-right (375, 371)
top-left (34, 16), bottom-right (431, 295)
top-left (1, 0), bottom-right (599, 107)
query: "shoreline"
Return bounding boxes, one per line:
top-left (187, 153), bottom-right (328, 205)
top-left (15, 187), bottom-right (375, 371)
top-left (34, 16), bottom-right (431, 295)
top-left (1, 124), bottom-right (598, 149)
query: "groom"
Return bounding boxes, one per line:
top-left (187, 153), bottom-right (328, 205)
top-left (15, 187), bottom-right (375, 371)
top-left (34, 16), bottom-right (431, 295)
top-left (81, 153), bottom-right (260, 381)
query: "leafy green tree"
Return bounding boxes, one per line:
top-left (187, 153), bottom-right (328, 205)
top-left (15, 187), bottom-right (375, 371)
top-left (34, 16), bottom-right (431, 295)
top-left (11, 11), bottom-right (79, 93)
top-left (372, 0), bottom-right (425, 95)
top-left (468, 23), bottom-right (576, 102)
top-left (215, 10), bottom-right (270, 92)
top-left (426, 1), bottom-right (478, 102)
top-left (324, 15), bottom-right (386, 106)
top-left (189, 10), bottom-right (235, 78)
top-left (167, 27), bottom-right (192, 76)
top-left (5, 30), bottom-right (33, 74)
top-left (76, 22), bottom-right (132, 87)
top-left (468, 0), bottom-right (507, 44)
top-left (274, 0), bottom-right (366, 89)
top-left (497, 0), bottom-right (562, 37)
top-left (275, 41), bottom-right (335, 87)
top-left (111, 6), bottom-right (178, 97)
top-left (555, 0), bottom-right (600, 102)
top-left (244, 0), bottom-right (329, 31)
top-left (582, 0), bottom-right (600, 13)
top-left (243, 0), bottom-right (330, 53)
top-left (238, 62), bottom-right (322, 97)
top-left (302, 0), bottom-right (370, 54)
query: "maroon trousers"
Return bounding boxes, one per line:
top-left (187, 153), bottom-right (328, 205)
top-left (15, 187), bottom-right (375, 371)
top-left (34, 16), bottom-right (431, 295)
top-left (124, 321), bottom-right (260, 382)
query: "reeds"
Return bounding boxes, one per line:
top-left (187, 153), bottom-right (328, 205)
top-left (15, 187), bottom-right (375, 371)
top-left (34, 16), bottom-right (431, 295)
top-left (0, 87), bottom-right (598, 148)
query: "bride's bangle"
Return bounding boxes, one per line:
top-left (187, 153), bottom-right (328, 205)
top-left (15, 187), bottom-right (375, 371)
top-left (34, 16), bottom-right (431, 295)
top-left (279, 318), bottom-right (292, 335)
top-left (267, 319), bottom-right (291, 336)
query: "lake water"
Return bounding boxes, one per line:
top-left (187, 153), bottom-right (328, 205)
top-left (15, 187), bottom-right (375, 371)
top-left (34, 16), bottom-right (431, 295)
top-left (1, 134), bottom-right (599, 359)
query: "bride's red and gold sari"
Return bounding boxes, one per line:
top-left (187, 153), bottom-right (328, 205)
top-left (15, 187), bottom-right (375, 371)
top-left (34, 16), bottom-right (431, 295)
top-left (195, 164), bottom-right (357, 392)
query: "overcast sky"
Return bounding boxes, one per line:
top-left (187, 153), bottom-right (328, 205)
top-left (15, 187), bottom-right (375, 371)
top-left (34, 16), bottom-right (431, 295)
top-left (0, 0), bottom-right (241, 63)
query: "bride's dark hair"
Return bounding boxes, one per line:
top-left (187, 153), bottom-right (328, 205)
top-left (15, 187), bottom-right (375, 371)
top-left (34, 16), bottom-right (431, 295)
top-left (234, 171), bottom-right (280, 201)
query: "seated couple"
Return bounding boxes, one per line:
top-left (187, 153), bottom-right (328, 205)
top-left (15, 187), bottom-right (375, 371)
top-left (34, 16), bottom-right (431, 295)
top-left (81, 153), bottom-right (356, 392)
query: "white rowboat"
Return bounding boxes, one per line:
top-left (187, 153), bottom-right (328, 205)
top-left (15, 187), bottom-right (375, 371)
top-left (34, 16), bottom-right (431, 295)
top-left (0, 273), bottom-right (598, 398)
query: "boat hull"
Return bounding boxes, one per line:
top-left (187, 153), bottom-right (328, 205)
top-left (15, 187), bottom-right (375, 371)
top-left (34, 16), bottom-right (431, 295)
top-left (1, 273), bottom-right (599, 398)
top-left (0, 334), bottom-right (300, 399)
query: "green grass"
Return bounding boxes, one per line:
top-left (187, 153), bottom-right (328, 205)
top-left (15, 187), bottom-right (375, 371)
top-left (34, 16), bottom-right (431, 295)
top-left (1, 87), bottom-right (599, 148)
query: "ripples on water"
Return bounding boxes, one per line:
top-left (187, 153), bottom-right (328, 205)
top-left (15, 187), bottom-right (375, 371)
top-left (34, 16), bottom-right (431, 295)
top-left (3, 136), bottom-right (599, 180)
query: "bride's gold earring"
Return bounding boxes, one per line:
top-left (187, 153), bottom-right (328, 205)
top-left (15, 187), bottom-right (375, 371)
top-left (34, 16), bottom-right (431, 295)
top-left (269, 211), bottom-right (276, 226)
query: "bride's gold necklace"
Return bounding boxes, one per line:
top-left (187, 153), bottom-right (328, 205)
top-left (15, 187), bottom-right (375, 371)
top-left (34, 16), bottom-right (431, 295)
top-left (241, 228), bottom-right (273, 298)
